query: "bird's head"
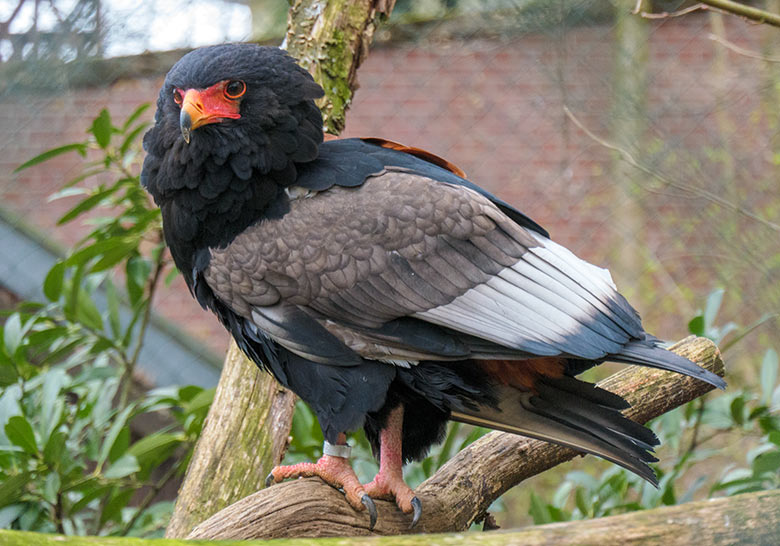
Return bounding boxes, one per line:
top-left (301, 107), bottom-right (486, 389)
top-left (142, 44), bottom-right (325, 203)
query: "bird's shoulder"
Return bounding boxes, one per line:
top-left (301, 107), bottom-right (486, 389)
top-left (294, 138), bottom-right (550, 238)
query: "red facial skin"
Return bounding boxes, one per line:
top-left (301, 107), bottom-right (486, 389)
top-left (175, 80), bottom-right (244, 132)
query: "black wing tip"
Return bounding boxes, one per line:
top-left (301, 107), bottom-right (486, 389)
top-left (616, 340), bottom-right (727, 390)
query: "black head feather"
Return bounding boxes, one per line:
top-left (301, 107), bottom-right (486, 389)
top-left (141, 44), bottom-right (324, 284)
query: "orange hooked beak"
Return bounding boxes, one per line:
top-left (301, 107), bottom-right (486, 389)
top-left (178, 82), bottom-right (242, 143)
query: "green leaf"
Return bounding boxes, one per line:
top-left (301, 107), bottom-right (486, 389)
top-left (575, 487), bottom-right (591, 517)
top-left (14, 143), bottom-right (87, 173)
top-left (753, 451), bottom-right (780, 475)
top-left (65, 239), bottom-right (125, 268)
top-left (105, 280), bottom-right (122, 339)
top-left (119, 121), bottom-right (151, 157)
top-left (5, 415), bottom-right (38, 454)
top-left (688, 315), bottom-right (704, 337)
top-left (68, 482), bottom-right (110, 514)
top-left (40, 368), bottom-right (67, 442)
top-left (0, 504), bottom-right (25, 527)
top-left (90, 241), bottom-right (137, 273)
top-left (98, 405), bottom-right (135, 468)
top-left (90, 109), bottom-right (114, 149)
top-left (108, 426), bottom-right (131, 464)
top-left (730, 396), bottom-right (746, 426)
top-left (43, 472), bottom-right (61, 505)
top-left (100, 487), bottom-right (135, 525)
top-left (0, 473), bottom-right (30, 509)
top-left (43, 262), bottom-right (67, 302)
top-left (0, 358), bottom-right (19, 387)
top-left (528, 491), bottom-right (552, 524)
top-left (761, 349), bottom-right (779, 405)
top-left (128, 432), bottom-right (181, 469)
top-left (121, 103), bottom-right (151, 133)
top-left (43, 430), bottom-right (66, 466)
top-left (126, 256), bottom-right (151, 306)
top-left (57, 187), bottom-right (119, 225)
top-left (75, 290), bottom-right (104, 332)
top-left (103, 453), bottom-right (140, 479)
top-left (3, 313), bottom-right (23, 356)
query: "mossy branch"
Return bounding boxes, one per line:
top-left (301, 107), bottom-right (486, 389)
top-left (8, 486), bottom-right (779, 545)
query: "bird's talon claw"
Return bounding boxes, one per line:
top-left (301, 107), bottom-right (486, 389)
top-left (361, 495), bottom-right (378, 530)
top-left (265, 472), bottom-right (275, 488)
top-left (410, 496), bottom-right (422, 529)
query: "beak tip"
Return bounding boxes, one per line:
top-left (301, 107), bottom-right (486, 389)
top-left (180, 110), bottom-right (192, 144)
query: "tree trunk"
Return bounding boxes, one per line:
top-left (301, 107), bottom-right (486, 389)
top-left (610, 0), bottom-right (649, 297)
top-left (164, 0), bottom-right (395, 538)
top-left (163, 340), bottom-right (296, 538)
top-left (284, 0), bottom-right (396, 134)
top-left (188, 336), bottom-right (725, 539)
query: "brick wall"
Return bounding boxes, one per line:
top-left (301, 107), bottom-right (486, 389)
top-left (1, 14), bottom-right (777, 364)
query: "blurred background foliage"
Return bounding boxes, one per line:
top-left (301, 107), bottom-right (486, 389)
top-left (1, 0), bottom-right (779, 537)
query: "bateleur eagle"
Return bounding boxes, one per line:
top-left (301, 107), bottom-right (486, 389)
top-left (141, 44), bottom-right (725, 529)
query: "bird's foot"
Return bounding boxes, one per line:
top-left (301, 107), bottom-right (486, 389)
top-left (266, 454), bottom-right (378, 529)
top-left (363, 471), bottom-right (422, 528)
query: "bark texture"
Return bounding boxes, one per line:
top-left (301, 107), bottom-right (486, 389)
top-left (164, 340), bottom-right (296, 538)
top-left (284, 0), bottom-right (396, 134)
top-left (164, 0), bottom-right (396, 537)
top-left (3, 489), bottom-right (777, 545)
top-left (188, 336), bottom-right (725, 539)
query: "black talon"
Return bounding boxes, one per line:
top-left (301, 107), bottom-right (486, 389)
top-left (265, 472), bottom-right (275, 488)
top-left (361, 495), bottom-right (378, 531)
top-left (409, 496), bottom-right (422, 529)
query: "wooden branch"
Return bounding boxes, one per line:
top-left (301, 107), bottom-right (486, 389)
top-left (165, 0), bottom-right (395, 537)
top-left (164, 340), bottom-right (296, 538)
top-left (2, 488), bottom-right (778, 545)
top-left (2, 489), bottom-right (776, 545)
top-left (697, 0), bottom-right (780, 28)
top-left (188, 336), bottom-right (725, 539)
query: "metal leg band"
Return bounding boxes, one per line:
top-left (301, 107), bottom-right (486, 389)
top-left (323, 441), bottom-right (352, 458)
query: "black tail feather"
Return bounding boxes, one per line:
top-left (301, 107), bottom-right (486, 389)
top-left (451, 375), bottom-right (660, 485)
top-left (611, 339), bottom-right (726, 390)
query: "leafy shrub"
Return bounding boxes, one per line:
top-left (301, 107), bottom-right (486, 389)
top-left (1, 106), bottom-right (213, 537)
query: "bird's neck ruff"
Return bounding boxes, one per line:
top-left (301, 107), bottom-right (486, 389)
top-left (143, 141), bottom-right (312, 286)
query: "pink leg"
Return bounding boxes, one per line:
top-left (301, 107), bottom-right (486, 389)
top-left (266, 433), bottom-right (378, 528)
top-left (362, 405), bottom-right (422, 527)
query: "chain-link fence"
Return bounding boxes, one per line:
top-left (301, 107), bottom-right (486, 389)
top-left (1, 0), bottom-right (779, 532)
top-left (3, 0), bottom-right (777, 379)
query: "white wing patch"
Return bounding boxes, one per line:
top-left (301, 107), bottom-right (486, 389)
top-left (414, 233), bottom-right (636, 360)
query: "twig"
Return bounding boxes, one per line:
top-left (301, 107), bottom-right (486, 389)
top-left (708, 32), bottom-right (780, 63)
top-left (563, 106), bottom-right (780, 234)
top-left (634, 2), bottom-right (711, 19)
top-left (120, 462), bottom-right (180, 536)
top-left (118, 234), bottom-right (165, 409)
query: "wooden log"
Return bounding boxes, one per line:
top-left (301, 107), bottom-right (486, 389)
top-left (2, 488), bottom-right (776, 545)
top-left (188, 336), bottom-right (725, 539)
top-left (164, 0), bottom-right (396, 538)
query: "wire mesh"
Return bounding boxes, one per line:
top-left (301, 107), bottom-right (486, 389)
top-left (0, 0), bottom-right (778, 383)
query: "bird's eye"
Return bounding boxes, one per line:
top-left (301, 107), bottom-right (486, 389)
top-left (224, 80), bottom-right (246, 99)
top-left (173, 89), bottom-right (183, 105)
